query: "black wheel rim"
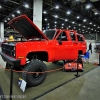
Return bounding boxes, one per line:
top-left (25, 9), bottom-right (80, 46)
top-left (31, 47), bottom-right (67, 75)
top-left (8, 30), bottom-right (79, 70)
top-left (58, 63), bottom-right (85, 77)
top-left (32, 67), bottom-right (43, 80)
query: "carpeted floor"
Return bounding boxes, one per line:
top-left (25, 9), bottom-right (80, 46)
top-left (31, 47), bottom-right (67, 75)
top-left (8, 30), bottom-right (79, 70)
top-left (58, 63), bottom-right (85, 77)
top-left (0, 62), bottom-right (97, 100)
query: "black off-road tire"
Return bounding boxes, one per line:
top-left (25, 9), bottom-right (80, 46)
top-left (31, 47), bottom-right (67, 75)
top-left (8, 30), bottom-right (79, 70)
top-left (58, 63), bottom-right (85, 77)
top-left (22, 59), bottom-right (47, 87)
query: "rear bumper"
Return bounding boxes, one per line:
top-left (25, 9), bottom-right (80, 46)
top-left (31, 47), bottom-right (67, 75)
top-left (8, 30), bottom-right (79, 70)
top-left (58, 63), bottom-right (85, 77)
top-left (0, 52), bottom-right (20, 67)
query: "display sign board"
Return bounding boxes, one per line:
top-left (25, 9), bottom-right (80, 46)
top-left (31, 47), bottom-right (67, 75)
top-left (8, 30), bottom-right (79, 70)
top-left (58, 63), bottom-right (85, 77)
top-left (18, 78), bottom-right (27, 92)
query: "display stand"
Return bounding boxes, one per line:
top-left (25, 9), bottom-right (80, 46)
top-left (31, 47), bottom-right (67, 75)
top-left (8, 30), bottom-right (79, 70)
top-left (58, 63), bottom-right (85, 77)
top-left (74, 56), bottom-right (81, 77)
top-left (99, 52), bottom-right (100, 66)
top-left (10, 66), bottom-right (13, 100)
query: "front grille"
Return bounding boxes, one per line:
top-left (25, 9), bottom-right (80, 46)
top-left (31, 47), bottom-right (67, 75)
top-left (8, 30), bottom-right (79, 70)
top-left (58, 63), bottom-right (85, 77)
top-left (1, 43), bottom-right (16, 57)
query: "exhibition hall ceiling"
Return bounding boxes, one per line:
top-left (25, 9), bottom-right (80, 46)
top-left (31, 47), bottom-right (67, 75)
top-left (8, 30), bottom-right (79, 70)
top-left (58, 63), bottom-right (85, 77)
top-left (0, 0), bottom-right (100, 35)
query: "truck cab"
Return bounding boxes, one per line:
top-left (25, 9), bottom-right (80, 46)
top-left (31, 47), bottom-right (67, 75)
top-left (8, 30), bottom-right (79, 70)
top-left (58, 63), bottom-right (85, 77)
top-left (43, 29), bottom-right (86, 61)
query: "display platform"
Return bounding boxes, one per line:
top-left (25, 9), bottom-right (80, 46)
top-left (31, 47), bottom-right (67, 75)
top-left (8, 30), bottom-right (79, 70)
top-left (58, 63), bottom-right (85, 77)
top-left (0, 62), bottom-right (97, 100)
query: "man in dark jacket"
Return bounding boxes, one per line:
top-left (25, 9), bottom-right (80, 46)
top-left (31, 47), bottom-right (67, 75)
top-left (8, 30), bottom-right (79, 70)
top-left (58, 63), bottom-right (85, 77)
top-left (88, 43), bottom-right (92, 53)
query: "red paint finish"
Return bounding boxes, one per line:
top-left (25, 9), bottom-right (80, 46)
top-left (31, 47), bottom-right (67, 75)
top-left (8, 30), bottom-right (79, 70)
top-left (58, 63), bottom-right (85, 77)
top-left (2, 15), bottom-right (86, 66)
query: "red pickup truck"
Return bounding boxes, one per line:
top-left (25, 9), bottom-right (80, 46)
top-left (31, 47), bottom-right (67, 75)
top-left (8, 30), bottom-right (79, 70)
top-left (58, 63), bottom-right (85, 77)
top-left (0, 15), bottom-right (86, 87)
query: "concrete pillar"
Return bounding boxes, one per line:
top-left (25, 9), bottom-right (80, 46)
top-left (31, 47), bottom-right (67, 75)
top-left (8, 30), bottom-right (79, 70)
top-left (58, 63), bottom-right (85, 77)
top-left (33, 0), bottom-right (43, 30)
top-left (96, 33), bottom-right (100, 41)
top-left (0, 22), bottom-right (4, 41)
top-left (96, 33), bottom-right (97, 41)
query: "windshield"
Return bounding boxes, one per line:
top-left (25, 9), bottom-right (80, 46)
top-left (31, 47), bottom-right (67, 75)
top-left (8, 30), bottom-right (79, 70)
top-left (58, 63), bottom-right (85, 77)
top-left (43, 30), bottom-right (56, 40)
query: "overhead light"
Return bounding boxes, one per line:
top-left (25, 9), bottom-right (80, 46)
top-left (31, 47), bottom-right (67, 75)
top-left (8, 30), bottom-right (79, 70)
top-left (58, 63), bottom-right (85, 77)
top-left (94, 24), bottom-right (96, 26)
top-left (67, 11), bottom-right (71, 15)
top-left (48, 23), bottom-right (49, 25)
top-left (17, 10), bottom-right (21, 14)
top-left (83, 19), bottom-right (86, 22)
top-left (79, 24), bottom-right (81, 26)
top-left (61, 27), bottom-right (63, 28)
top-left (77, 16), bottom-right (80, 19)
top-left (44, 18), bottom-right (47, 21)
top-left (86, 4), bottom-right (91, 9)
top-left (62, 23), bottom-right (64, 26)
top-left (55, 5), bottom-right (59, 9)
top-left (24, 4), bottom-right (29, 8)
top-left (72, 21), bottom-right (75, 24)
top-left (55, 21), bottom-right (57, 23)
top-left (8, 18), bottom-right (10, 20)
top-left (89, 22), bottom-right (92, 24)
top-left (43, 11), bottom-right (47, 14)
top-left (94, 12), bottom-right (98, 15)
top-left (65, 19), bottom-right (68, 21)
top-left (12, 14), bottom-right (15, 17)
top-left (55, 15), bottom-right (58, 18)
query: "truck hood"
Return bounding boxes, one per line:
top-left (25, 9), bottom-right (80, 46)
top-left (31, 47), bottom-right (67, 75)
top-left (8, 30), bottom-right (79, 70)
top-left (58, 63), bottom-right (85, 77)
top-left (8, 15), bottom-right (48, 40)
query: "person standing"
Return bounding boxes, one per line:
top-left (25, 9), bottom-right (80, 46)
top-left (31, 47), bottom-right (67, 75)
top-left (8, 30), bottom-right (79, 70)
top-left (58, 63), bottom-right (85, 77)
top-left (88, 43), bottom-right (92, 53)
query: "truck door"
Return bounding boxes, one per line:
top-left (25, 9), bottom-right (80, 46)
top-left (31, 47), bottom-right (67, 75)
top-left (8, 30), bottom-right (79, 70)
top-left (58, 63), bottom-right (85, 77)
top-left (69, 32), bottom-right (78, 59)
top-left (55, 31), bottom-right (78, 61)
top-left (77, 34), bottom-right (87, 54)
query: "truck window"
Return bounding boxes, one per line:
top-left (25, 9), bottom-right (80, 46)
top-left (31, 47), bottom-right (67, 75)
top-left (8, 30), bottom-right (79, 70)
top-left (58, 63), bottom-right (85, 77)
top-left (43, 30), bottom-right (56, 40)
top-left (77, 35), bottom-right (84, 41)
top-left (70, 32), bottom-right (76, 41)
top-left (57, 31), bottom-right (67, 41)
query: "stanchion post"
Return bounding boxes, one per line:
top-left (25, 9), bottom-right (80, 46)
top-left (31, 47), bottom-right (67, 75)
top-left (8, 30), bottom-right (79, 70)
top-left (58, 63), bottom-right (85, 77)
top-left (99, 52), bottom-right (100, 66)
top-left (10, 66), bottom-right (13, 100)
top-left (74, 56), bottom-right (80, 77)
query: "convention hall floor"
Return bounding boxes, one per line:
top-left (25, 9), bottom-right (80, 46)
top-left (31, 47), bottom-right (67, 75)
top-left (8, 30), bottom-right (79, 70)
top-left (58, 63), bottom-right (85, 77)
top-left (0, 48), bottom-right (100, 100)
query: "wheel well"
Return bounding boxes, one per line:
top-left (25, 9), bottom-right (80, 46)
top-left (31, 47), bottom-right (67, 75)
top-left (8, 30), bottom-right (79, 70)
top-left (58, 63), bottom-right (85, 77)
top-left (78, 50), bottom-right (83, 55)
top-left (27, 51), bottom-right (48, 61)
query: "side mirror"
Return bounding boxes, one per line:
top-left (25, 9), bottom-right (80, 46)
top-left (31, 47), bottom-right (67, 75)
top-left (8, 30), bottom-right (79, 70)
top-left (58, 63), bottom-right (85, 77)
top-left (58, 39), bottom-right (62, 45)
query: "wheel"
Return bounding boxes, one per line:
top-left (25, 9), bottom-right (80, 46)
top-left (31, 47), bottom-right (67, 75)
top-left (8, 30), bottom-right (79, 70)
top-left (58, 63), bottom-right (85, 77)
top-left (22, 59), bottom-right (47, 87)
